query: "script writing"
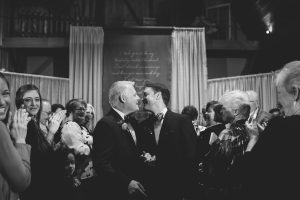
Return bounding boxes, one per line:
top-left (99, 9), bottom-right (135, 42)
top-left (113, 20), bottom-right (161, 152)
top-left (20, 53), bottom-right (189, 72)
top-left (112, 50), bottom-right (161, 92)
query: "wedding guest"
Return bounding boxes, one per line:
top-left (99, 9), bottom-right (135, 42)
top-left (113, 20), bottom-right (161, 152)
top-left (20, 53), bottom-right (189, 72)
top-left (200, 90), bottom-right (250, 200)
top-left (0, 72), bottom-right (31, 200)
top-left (15, 84), bottom-right (62, 200)
top-left (197, 100), bottom-right (225, 162)
top-left (92, 81), bottom-right (146, 200)
top-left (60, 98), bottom-right (95, 199)
top-left (84, 103), bottom-right (95, 133)
top-left (141, 82), bottom-right (198, 200)
top-left (245, 90), bottom-right (271, 130)
top-left (181, 105), bottom-right (206, 136)
top-left (40, 99), bottom-right (52, 136)
top-left (244, 60), bottom-right (300, 200)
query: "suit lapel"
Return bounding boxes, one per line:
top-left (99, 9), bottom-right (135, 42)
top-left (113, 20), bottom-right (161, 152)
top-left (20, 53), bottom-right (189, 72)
top-left (109, 108), bottom-right (138, 153)
top-left (157, 110), bottom-right (170, 146)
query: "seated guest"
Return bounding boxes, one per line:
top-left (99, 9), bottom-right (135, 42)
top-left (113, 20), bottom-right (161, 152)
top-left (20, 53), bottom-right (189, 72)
top-left (181, 105), bottom-right (206, 135)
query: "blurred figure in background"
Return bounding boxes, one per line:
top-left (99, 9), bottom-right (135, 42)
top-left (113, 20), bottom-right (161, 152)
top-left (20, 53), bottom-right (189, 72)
top-left (84, 103), bottom-right (95, 133)
top-left (51, 103), bottom-right (65, 114)
top-left (181, 105), bottom-right (206, 136)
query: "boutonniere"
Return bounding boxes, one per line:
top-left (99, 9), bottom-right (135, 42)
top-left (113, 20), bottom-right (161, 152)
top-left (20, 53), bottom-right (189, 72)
top-left (117, 120), bottom-right (130, 132)
top-left (140, 151), bottom-right (156, 167)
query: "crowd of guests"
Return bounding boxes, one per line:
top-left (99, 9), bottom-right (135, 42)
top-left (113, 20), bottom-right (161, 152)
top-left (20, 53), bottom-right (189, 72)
top-left (0, 60), bottom-right (299, 200)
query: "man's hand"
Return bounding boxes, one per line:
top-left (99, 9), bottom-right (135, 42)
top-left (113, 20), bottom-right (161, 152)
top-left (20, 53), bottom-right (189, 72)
top-left (128, 180), bottom-right (147, 197)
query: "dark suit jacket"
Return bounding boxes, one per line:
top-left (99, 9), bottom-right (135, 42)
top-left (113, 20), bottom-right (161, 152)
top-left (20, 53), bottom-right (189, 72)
top-left (92, 109), bottom-right (145, 200)
top-left (243, 115), bottom-right (300, 200)
top-left (138, 110), bottom-right (198, 200)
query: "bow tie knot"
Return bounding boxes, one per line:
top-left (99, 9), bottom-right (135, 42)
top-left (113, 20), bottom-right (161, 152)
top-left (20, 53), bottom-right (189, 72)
top-left (155, 113), bottom-right (164, 122)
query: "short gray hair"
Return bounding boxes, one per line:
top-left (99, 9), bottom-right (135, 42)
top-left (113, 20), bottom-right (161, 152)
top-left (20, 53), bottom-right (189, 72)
top-left (219, 90), bottom-right (250, 111)
top-left (108, 81), bottom-right (135, 107)
top-left (276, 61), bottom-right (300, 95)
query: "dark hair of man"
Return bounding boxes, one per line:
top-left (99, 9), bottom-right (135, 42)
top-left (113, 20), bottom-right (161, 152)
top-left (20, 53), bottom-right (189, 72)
top-left (51, 103), bottom-right (65, 113)
top-left (205, 100), bottom-right (219, 113)
top-left (144, 82), bottom-right (170, 106)
top-left (181, 105), bottom-right (198, 121)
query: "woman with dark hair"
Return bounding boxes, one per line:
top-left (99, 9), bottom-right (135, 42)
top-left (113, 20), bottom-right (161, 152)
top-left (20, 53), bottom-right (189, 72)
top-left (0, 72), bottom-right (31, 200)
top-left (16, 84), bottom-right (62, 200)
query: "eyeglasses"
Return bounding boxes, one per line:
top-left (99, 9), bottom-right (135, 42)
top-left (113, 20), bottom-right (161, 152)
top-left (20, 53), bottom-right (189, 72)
top-left (74, 107), bottom-right (86, 112)
top-left (23, 97), bottom-right (40, 104)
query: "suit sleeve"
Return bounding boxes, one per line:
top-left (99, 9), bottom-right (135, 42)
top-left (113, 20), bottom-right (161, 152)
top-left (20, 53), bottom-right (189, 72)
top-left (181, 116), bottom-right (198, 197)
top-left (0, 121), bottom-right (31, 192)
top-left (92, 120), bottom-right (131, 189)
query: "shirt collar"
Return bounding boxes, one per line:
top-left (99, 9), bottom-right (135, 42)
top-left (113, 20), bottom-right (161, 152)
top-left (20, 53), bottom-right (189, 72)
top-left (159, 107), bottom-right (168, 117)
top-left (112, 107), bottom-right (126, 120)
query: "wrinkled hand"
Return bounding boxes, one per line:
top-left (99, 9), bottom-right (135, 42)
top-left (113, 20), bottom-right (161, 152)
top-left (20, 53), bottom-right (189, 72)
top-left (48, 110), bottom-right (66, 134)
top-left (245, 119), bottom-right (259, 139)
top-left (245, 119), bottom-right (260, 151)
top-left (10, 109), bottom-right (31, 143)
top-left (128, 180), bottom-right (147, 197)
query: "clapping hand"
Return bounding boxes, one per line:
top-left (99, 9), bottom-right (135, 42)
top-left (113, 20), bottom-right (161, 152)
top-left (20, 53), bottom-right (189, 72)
top-left (10, 108), bottom-right (31, 144)
top-left (48, 110), bottom-right (66, 134)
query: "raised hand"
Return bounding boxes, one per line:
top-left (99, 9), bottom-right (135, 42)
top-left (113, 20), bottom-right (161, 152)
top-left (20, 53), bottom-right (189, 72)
top-left (48, 110), bottom-right (66, 134)
top-left (10, 108), bottom-right (31, 144)
top-left (128, 180), bottom-right (147, 197)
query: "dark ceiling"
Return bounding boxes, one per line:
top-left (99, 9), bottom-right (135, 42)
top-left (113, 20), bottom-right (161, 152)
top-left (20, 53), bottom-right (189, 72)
top-left (228, 0), bottom-right (300, 73)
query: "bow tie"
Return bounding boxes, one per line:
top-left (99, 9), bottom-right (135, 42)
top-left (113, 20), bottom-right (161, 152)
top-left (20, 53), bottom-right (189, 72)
top-left (154, 113), bottom-right (164, 122)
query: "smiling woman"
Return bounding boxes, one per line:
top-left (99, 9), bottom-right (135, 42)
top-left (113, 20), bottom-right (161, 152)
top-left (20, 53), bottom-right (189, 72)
top-left (14, 84), bottom-right (62, 200)
top-left (0, 72), bottom-right (32, 200)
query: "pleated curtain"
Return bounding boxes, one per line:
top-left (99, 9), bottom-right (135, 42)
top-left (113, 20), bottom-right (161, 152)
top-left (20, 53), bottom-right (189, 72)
top-left (171, 27), bottom-right (208, 114)
top-left (69, 26), bottom-right (104, 123)
top-left (3, 71), bottom-right (69, 113)
top-left (207, 71), bottom-right (278, 112)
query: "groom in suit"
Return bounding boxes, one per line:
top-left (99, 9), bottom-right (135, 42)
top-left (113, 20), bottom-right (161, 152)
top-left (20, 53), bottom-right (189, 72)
top-left (92, 81), bottom-right (147, 200)
top-left (140, 82), bottom-right (198, 200)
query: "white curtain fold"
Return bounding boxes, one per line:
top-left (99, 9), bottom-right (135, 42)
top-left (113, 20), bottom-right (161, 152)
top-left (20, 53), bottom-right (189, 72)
top-left (207, 71), bottom-right (278, 112)
top-left (3, 71), bottom-right (69, 113)
top-left (69, 26), bottom-right (104, 123)
top-left (171, 27), bottom-right (207, 114)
